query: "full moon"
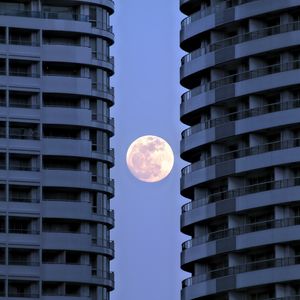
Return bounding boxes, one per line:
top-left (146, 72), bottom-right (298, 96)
top-left (126, 135), bottom-right (174, 183)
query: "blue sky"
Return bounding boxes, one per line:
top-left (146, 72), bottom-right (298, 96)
top-left (111, 0), bottom-right (187, 299)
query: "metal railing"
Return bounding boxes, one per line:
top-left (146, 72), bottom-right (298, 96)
top-left (182, 177), bottom-right (300, 212)
top-left (0, 9), bottom-right (88, 22)
top-left (92, 207), bottom-right (115, 219)
top-left (89, 20), bottom-right (113, 33)
top-left (183, 20), bottom-right (300, 63)
top-left (42, 229), bottom-right (89, 235)
top-left (183, 256), bottom-right (300, 287)
top-left (182, 98), bottom-right (300, 137)
top-left (92, 269), bottom-right (115, 282)
top-left (9, 197), bottom-right (40, 203)
top-left (9, 71), bottom-right (40, 78)
top-left (92, 84), bottom-right (115, 96)
top-left (182, 60), bottom-right (300, 102)
top-left (9, 101), bottom-right (40, 109)
top-left (8, 292), bottom-right (39, 298)
top-left (91, 238), bottom-right (114, 250)
top-left (91, 175), bottom-right (115, 189)
top-left (43, 135), bottom-right (87, 141)
top-left (43, 71), bottom-right (90, 79)
top-left (91, 113), bottom-right (115, 126)
top-left (181, 0), bottom-right (258, 26)
top-left (92, 52), bottom-right (114, 64)
top-left (9, 259), bottom-right (40, 266)
top-left (9, 228), bottom-right (40, 234)
top-left (9, 165), bottom-right (40, 172)
top-left (182, 138), bottom-right (300, 175)
top-left (9, 129), bottom-right (39, 140)
top-left (92, 146), bottom-right (114, 158)
top-left (182, 216), bottom-right (300, 249)
top-left (9, 39), bottom-right (40, 47)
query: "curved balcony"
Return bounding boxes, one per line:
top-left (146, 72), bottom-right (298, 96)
top-left (42, 138), bottom-right (92, 158)
top-left (182, 21), bottom-right (300, 67)
top-left (91, 113), bottom-right (115, 135)
top-left (182, 98), bottom-right (300, 137)
top-left (91, 269), bottom-right (115, 290)
top-left (183, 256), bottom-right (300, 288)
top-left (92, 53), bottom-right (115, 74)
top-left (92, 175), bottom-right (114, 197)
top-left (180, 0), bottom-right (300, 51)
top-left (42, 231), bottom-right (89, 250)
top-left (182, 177), bottom-right (300, 212)
top-left (42, 263), bottom-right (91, 283)
top-left (182, 60), bottom-right (300, 103)
top-left (0, 9), bottom-right (89, 22)
top-left (91, 238), bottom-right (115, 258)
top-left (98, 0), bottom-right (115, 14)
top-left (181, 0), bottom-right (256, 27)
top-left (42, 200), bottom-right (114, 228)
top-left (41, 44), bottom-right (114, 74)
top-left (42, 107), bottom-right (114, 133)
top-left (182, 216), bottom-right (300, 250)
top-left (92, 85), bottom-right (115, 105)
top-left (91, 208), bottom-right (115, 228)
top-left (7, 292), bottom-right (40, 299)
top-left (182, 138), bottom-right (300, 176)
top-left (92, 147), bottom-right (115, 166)
top-left (42, 296), bottom-right (90, 300)
top-left (42, 74), bottom-right (91, 95)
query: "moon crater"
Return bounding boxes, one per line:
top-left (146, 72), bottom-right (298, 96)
top-left (126, 135), bottom-right (174, 183)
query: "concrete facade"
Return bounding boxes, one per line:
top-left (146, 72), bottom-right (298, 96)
top-left (0, 0), bottom-right (115, 299)
top-left (180, 1), bottom-right (300, 299)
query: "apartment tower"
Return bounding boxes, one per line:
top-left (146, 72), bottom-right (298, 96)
top-left (0, 0), bottom-right (115, 299)
top-left (180, 1), bottom-right (300, 299)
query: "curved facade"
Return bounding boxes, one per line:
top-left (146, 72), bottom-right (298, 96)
top-left (0, 0), bottom-right (115, 299)
top-left (180, 1), bottom-right (300, 299)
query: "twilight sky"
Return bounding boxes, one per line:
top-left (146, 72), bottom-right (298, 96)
top-left (111, 0), bottom-right (187, 299)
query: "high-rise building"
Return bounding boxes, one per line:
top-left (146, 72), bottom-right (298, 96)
top-left (180, 1), bottom-right (300, 299)
top-left (0, 0), bottom-right (115, 299)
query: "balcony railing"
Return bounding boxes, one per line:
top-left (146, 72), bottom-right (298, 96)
top-left (9, 101), bottom-right (40, 109)
top-left (43, 135), bottom-right (87, 141)
top-left (91, 114), bottom-right (115, 126)
top-left (9, 165), bottom-right (40, 172)
top-left (92, 207), bottom-right (115, 219)
top-left (9, 129), bottom-right (39, 140)
top-left (43, 229), bottom-right (89, 235)
top-left (182, 177), bottom-right (300, 212)
top-left (183, 256), bottom-right (300, 287)
top-left (182, 21), bottom-right (300, 63)
top-left (182, 138), bottom-right (300, 175)
top-left (9, 228), bottom-right (40, 234)
top-left (91, 238), bottom-right (114, 250)
top-left (9, 259), bottom-right (40, 266)
top-left (182, 216), bottom-right (300, 249)
top-left (182, 98), bottom-right (300, 137)
top-left (43, 72), bottom-right (90, 79)
top-left (9, 39), bottom-right (40, 47)
top-left (181, 0), bottom-right (257, 26)
top-left (182, 60), bottom-right (300, 102)
top-left (92, 269), bottom-right (115, 282)
top-left (9, 197), bottom-right (40, 203)
top-left (92, 146), bottom-right (115, 158)
top-left (92, 52), bottom-right (114, 64)
top-left (8, 291), bottom-right (40, 298)
top-left (0, 9), bottom-right (88, 22)
top-left (92, 84), bottom-right (115, 96)
top-left (91, 175), bottom-right (114, 189)
top-left (89, 20), bottom-right (113, 33)
top-left (9, 71), bottom-right (40, 78)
